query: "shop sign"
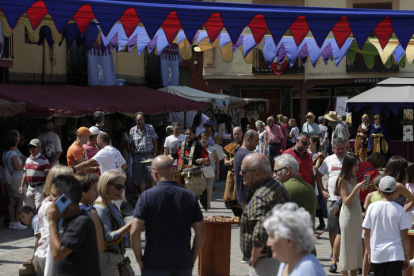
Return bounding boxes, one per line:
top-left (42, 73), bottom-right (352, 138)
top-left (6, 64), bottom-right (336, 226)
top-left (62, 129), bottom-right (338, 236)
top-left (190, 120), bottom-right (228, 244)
top-left (335, 96), bottom-right (348, 117)
top-left (403, 125), bottom-right (413, 142)
top-left (354, 78), bottom-right (381, 83)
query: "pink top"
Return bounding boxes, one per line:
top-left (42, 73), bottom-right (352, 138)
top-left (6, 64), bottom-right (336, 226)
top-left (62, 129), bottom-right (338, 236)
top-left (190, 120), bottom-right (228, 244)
top-left (265, 124), bottom-right (284, 144)
top-left (83, 144), bottom-right (99, 159)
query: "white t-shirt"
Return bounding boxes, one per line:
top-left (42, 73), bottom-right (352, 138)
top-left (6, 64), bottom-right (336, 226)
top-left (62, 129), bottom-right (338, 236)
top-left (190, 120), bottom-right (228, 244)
top-left (92, 145), bottom-right (126, 174)
top-left (289, 126), bottom-right (299, 143)
top-left (195, 114), bottom-right (210, 137)
top-left (164, 134), bottom-right (185, 165)
top-left (37, 132), bottom-right (62, 167)
top-left (318, 154), bottom-right (344, 201)
top-left (362, 201), bottom-right (411, 263)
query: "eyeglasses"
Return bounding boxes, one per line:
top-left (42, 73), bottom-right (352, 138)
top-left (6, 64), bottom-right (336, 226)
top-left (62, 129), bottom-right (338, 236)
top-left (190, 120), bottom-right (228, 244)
top-left (240, 169), bottom-right (256, 176)
top-left (28, 145), bottom-right (37, 149)
top-left (109, 183), bottom-right (125, 191)
top-left (301, 141), bottom-right (310, 146)
top-left (273, 167), bottom-right (286, 174)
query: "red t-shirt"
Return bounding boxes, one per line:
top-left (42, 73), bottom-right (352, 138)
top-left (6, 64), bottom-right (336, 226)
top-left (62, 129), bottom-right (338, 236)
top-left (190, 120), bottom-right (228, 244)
top-left (282, 148), bottom-right (314, 187)
top-left (357, 161), bottom-right (380, 204)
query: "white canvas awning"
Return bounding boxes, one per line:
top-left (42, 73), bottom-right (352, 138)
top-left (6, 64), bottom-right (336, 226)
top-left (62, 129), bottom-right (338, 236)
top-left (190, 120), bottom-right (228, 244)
top-left (0, 98), bottom-right (26, 117)
top-left (346, 78), bottom-right (414, 114)
top-left (158, 86), bottom-right (229, 103)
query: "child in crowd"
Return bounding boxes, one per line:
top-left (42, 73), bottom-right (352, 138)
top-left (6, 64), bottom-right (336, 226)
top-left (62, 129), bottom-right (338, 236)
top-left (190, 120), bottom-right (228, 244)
top-left (363, 176), bottom-right (411, 276)
top-left (74, 172), bottom-right (105, 253)
top-left (20, 206), bottom-right (41, 265)
top-left (363, 175), bottom-right (383, 213)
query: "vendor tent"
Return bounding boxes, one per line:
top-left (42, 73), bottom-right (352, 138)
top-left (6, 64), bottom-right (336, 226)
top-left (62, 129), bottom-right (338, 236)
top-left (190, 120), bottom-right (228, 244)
top-left (0, 98), bottom-right (26, 117)
top-left (0, 85), bottom-right (204, 117)
top-left (158, 86), bottom-right (229, 104)
top-left (346, 78), bottom-right (414, 114)
top-left (228, 96), bottom-right (269, 112)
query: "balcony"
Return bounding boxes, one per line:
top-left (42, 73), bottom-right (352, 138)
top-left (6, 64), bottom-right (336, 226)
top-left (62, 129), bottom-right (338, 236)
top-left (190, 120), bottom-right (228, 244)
top-left (0, 36), bottom-right (14, 68)
top-left (346, 54), bottom-right (399, 73)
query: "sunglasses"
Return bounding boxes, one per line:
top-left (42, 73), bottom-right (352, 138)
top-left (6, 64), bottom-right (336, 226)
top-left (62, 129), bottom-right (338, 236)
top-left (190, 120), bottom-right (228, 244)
top-left (29, 145), bottom-right (37, 149)
top-left (306, 117), bottom-right (313, 119)
top-left (240, 169), bottom-right (255, 176)
top-left (109, 183), bottom-right (125, 191)
top-left (273, 167), bottom-right (286, 174)
top-left (301, 141), bottom-right (310, 146)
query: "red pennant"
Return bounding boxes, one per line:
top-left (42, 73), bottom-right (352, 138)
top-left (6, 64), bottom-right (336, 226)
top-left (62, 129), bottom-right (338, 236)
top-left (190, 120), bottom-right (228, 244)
top-left (290, 16), bottom-right (309, 46)
top-left (332, 17), bottom-right (352, 49)
top-left (374, 17), bottom-right (393, 49)
top-left (271, 59), bottom-right (289, 75)
top-left (162, 11), bottom-right (182, 45)
top-left (204, 13), bottom-right (224, 44)
top-left (119, 8), bottom-right (140, 38)
top-left (26, 1), bottom-right (49, 31)
top-left (73, 5), bottom-right (95, 34)
top-left (248, 15), bottom-right (268, 45)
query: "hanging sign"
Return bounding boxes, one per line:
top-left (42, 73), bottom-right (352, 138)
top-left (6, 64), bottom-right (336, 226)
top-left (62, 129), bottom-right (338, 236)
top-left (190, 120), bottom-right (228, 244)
top-left (336, 97), bottom-right (348, 117)
top-left (403, 125), bottom-right (413, 142)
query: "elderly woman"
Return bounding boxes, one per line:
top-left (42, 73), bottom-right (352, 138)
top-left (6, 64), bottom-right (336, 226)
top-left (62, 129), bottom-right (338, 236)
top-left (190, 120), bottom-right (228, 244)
top-left (264, 202), bottom-right (326, 276)
top-left (94, 170), bottom-right (132, 276)
top-left (254, 120), bottom-right (269, 155)
top-left (367, 114), bottom-right (391, 161)
top-left (355, 114), bottom-right (371, 161)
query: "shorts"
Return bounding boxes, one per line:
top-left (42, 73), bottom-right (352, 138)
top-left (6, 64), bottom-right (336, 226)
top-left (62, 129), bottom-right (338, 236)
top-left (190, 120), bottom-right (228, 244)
top-left (327, 200), bottom-right (339, 231)
top-left (205, 177), bottom-right (214, 188)
top-left (132, 155), bottom-right (154, 185)
top-left (7, 177), bottom-right (24, 198)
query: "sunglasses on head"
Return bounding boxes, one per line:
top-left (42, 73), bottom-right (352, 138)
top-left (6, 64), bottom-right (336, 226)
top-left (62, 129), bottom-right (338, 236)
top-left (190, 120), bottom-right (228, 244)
top-left (109, 183), bottom-right (125, 190)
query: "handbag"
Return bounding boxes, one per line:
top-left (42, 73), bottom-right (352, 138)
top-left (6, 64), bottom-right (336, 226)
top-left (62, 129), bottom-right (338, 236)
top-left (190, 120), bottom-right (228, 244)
top-left (118, 256), bottom-right (134, 276)
top-left (179, 142), bottom-right (207, 196)
top-left (118, 245), bottom-right (134, 276)
top-left (0, 152), bottom-right (13, 186)
top-left (213, 144), bottom-right (225, 161)
top-left (202, 165), bottom-right (215, 178)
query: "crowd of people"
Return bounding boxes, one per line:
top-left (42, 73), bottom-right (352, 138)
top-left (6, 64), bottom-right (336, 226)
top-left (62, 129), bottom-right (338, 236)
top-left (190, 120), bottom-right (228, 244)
top-left (0, 109), bottom-right (411, 276)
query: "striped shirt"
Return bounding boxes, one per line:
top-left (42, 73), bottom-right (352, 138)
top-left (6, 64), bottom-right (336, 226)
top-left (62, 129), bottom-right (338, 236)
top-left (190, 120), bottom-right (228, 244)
top-left (240, 176), bottom-right (290, 258)
top-left (129, 124), bottom-right (158, 155)
top-left (24, 153), bottom-right (50, 185)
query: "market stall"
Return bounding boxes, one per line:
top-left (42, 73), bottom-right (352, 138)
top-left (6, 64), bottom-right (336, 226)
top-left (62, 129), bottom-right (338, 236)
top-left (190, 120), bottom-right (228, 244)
top-left (346, 78), bottom-right (414, 161)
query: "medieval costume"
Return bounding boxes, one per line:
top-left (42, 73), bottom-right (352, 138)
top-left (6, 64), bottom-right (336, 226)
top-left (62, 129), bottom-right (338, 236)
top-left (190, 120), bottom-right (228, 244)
top-left (354, 114), bottom-right (370, 161)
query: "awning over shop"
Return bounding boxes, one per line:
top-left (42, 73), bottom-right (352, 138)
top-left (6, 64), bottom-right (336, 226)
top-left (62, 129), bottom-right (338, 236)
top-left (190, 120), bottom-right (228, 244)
top-left (158, 86), bottom-right (230, 111)
top-left (0, 85), bottom-right (205, 118)
top-left (346, 78), bottom-right (414, 114)
top-left (0, 98), bottom-right (26, 117)
top-left (228, 96), bottom-right (269, 112)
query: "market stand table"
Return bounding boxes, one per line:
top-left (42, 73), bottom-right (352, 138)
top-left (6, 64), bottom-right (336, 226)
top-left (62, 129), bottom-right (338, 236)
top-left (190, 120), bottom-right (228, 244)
top-left (198, 216), bottom-right (240, 276)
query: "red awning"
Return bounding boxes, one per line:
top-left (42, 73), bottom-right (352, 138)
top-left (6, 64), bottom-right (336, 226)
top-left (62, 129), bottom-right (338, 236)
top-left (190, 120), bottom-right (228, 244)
top-left (0, 85), bottom-right (205, 117)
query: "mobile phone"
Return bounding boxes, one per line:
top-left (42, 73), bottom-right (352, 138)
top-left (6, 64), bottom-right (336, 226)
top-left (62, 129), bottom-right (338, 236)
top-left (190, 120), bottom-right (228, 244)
top-left (55, 194), bottom-right (71, 213)
top-left (363, 175), bottom-right (370, 188)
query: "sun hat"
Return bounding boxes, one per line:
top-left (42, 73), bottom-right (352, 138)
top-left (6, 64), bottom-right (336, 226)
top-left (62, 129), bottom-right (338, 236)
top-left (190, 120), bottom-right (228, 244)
top-left (306, 112), bottom-right (315, 118)
top-left (324, 111), bottom-right (340, 122)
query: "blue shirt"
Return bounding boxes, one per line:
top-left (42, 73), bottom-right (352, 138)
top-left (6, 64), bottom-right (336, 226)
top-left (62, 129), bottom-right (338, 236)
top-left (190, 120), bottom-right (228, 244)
top-left (277, 254), bottom-right (326, 276)
top-left (134, 180), bottom-right (204, 270)
top-left (129, 124), bottom-right (158, 154)
top-left (234, 147), bottom-right (251, 203)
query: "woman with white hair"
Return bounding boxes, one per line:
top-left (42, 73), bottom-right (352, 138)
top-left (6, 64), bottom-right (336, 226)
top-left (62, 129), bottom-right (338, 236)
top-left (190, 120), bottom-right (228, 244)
top-left (264, 202), bottom-right (326, 276)
top-left (254, 120), bottom-right (269, 155)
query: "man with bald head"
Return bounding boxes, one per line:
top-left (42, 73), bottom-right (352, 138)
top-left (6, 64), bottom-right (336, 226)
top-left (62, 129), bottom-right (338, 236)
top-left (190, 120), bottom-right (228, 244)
top-left (240, 153), bottom-right (290, 275)
top-left (234, 129), bottom-right (259, 209)
top-left (131, 155), bottom-right (206, 275)
top-left (265, 116), bottom-right (285, 162)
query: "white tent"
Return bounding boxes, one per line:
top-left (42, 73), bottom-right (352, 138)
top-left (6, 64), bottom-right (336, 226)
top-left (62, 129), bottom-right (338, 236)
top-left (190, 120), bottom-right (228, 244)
top-left (346, 78), bottom-right (414, 114)
top-left (158, 86), bottom-right (229, 103)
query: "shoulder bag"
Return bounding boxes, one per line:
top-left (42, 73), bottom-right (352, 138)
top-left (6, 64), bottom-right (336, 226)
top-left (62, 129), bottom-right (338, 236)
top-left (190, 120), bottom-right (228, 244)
top-left (0, 152), bottom-right (13, 186)
top-left (180, 142), bottom-right (207, 196)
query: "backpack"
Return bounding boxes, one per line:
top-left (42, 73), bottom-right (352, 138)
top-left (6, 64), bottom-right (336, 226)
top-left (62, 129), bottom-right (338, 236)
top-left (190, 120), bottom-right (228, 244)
top-left (0, 152), bottom-right (13, 186)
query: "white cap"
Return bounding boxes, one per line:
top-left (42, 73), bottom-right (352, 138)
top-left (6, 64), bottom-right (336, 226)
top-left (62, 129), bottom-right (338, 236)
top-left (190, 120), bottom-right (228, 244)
top-left (89, 126), bottom-right (100, 136)
top-left (379, 176), bottom-right (397, 193)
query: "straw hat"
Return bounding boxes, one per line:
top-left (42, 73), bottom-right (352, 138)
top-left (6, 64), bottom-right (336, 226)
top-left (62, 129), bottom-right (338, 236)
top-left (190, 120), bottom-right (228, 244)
top-left (306, 112), bottom-right (315, 118)
top-left (324, 111), bottom-right (340, 122)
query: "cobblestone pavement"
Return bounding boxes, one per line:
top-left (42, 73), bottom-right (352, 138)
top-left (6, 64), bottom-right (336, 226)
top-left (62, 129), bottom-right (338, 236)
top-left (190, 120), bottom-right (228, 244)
top-left (0, 180), bottom-right (338, 275)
